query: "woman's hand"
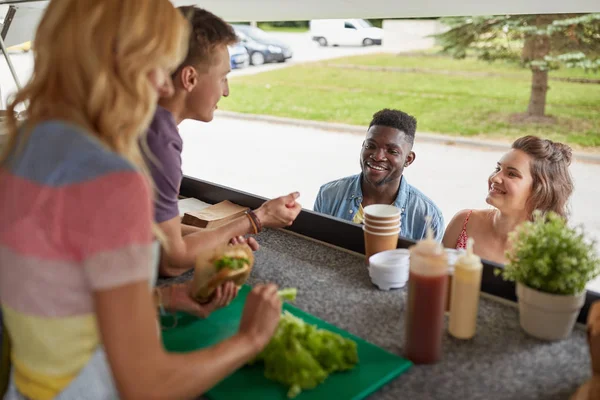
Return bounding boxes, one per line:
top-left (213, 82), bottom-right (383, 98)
top-left (164, 281), bottom-right (239, 318)
top-left (238, 284), bottom-right (282, 352)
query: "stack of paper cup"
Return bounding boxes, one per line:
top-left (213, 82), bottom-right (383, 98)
top-left (363, 204), bottom-right (401, 263)
top-left (368, 249), bottom-right (410, 290)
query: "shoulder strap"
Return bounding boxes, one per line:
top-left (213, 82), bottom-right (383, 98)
top-left (462, 210), bottom-right (473, 231)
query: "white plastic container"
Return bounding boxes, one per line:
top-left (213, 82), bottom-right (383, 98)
top-left (368, 249), bottom-right (410, 290)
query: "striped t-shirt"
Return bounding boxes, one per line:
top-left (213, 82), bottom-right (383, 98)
top-left (0, 121), bottom-right (154, 399)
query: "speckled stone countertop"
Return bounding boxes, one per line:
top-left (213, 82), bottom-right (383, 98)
top-left (159, 228), bottom-right (591, 400)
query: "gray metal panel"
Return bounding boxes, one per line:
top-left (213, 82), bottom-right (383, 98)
top-left (0, 3), bottom-right (44, 47)
top-left (0, 0), bottom-right (598, 27)
top-left (170, 0), bottom-right (600, 21)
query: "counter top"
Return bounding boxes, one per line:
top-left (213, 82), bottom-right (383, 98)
top-left (159, 228), bottom-right (591, 400)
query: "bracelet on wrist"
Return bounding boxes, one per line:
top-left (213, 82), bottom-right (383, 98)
top-left (245, 212), bottom-right (258, 234)
top-left (246, 210), bottom-right (263, 234)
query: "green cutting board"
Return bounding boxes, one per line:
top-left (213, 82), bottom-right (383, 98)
top-left (160, 285), bottom-right (412, 400)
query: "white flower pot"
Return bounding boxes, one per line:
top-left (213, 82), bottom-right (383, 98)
top-left (516, 282), bottom-right (586, 341)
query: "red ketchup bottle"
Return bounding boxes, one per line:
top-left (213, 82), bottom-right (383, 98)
top-left (404, 217), bottom-right (449, 364)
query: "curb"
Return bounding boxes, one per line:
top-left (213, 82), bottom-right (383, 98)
top-left (215, 111), bottom-right (600, 164)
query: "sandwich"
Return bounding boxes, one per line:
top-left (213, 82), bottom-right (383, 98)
top-left (191, 243), bottom-right (254, 303)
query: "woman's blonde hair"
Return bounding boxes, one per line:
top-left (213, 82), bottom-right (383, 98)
top-left (1, 0), bottom-right (189, 171)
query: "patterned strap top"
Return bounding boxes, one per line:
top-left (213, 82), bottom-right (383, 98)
top-left (456, 210), bottom-right (473, 249)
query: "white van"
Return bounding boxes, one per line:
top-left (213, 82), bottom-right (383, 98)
top-left (309, 19), bottom-right (383, 47)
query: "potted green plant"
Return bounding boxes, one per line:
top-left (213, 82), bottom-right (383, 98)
top-left (498, 211), bottom-right (600, 341)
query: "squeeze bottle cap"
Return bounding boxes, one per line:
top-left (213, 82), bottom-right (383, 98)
top-left (456, 237), bottom-right (482, 269)
top-left (411, 216), bottom-right (443, 256)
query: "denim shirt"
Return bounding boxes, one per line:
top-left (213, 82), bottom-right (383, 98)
top-left (314, 174), bottom-right (445, 242)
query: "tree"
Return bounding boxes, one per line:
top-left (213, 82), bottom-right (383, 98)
top-left (434, 14), bottom-right (600, 118)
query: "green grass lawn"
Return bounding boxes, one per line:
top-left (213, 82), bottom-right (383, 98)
top-left (327, 53), bottom-right (600, 81)
top-left (221, 53), bottom-right (600, 148)
top-left (257, 23), bottom-right (308, 33)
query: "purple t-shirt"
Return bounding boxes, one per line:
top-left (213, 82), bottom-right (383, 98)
top-left (143, 106), bottom-right (182, 223)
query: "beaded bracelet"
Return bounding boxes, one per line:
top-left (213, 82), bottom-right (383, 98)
top-left (245, 211), bottom-right (258, 234)
top-left (246, 209), bottom-right (263, 234)
top-left (249, 209), bottom-right (263, 233)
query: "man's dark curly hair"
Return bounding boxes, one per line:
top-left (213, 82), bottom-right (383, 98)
top-left (368, 109), bottom-right (417, 145)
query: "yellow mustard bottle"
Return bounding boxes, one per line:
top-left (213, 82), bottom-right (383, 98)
top-left (448, 237), bottom-right (482, 339)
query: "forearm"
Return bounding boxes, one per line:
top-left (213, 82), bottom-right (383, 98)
top-left (98, 283), bottom-right (261, 400)
top-left (163, 216), bottom-right (255, 272)
top-left (149, 334), bottom-right (259, 399)
top-left (184, 216), bottom-right (255, 257)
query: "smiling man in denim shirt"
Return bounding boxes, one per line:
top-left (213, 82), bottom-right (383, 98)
top-left (314, 109), bottom-right (444, 241)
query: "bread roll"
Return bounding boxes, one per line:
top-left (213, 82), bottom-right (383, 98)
top-left (191, 243), bottom-right (254, 303)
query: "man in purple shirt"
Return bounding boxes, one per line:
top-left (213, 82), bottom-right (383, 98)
top-left (144, 7), bottom-right (302, 277)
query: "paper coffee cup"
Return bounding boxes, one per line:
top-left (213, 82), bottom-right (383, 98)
top-left (363, 226), bottom-right (400, 262)
top-left (364, 224), bottom-right (401, 234)
top-left (363, 204), bottom-right (401, 221)
top-left (364, 216), bottom-right (401, 228)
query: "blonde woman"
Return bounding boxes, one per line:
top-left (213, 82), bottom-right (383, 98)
top-left (0, 1), bottom-right (282, 399)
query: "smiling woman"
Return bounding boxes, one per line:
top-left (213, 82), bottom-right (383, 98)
top-left (442, 135), bottom-right (574, 265)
